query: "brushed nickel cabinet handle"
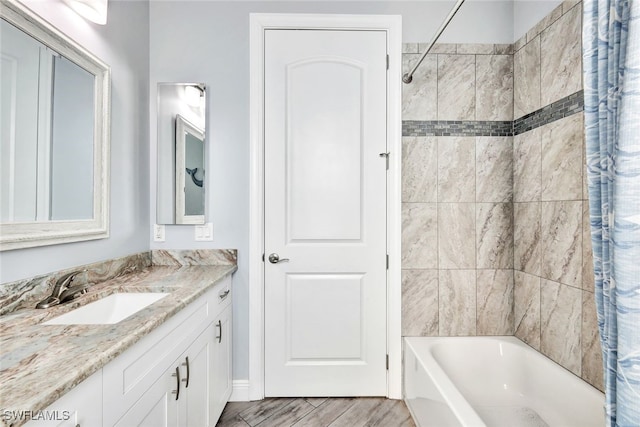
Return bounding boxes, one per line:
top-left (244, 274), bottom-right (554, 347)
top-left (182, 357), bottom-right (190, 388)
top-left (171, 366), bottom-right (180, 400)
top-left (216, 320), bottom-right (222, 343)
top-left (219, 289), bottom-right (230, 300)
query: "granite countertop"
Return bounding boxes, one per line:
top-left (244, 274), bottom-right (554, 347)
top-left (0, 264), bottom-right (236, 427)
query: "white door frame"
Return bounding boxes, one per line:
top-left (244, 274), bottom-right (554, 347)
top-left (249, 13), bottom-right (402, 400)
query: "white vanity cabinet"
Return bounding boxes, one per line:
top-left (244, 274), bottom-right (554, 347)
top-left (113, 323), bottom-right (217, 427)
top-left (211, 305), bottom-right (232, 422)
top-left (23, 370), bottom-right (102, 427)
top-left (105, 275), bottom-right (233, 427)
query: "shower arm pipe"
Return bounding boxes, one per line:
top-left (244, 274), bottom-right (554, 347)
top-left (402, 0), bottom-right (466, 84)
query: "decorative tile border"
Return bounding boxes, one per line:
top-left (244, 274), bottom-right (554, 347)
top-left (403, 120), bottom-right (513, 137)
top-left (513, 91), bottom-right (584, 135)
top-left (402, 90), bottom-right (583, 137)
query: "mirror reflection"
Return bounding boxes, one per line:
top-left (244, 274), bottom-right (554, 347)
top-left (1, 18), bottom-right (95, 223)
top-left (157, 83), bottom-right (206, 225)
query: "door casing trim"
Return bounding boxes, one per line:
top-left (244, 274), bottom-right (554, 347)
top-left (249, 13), bottom-right (402, 400)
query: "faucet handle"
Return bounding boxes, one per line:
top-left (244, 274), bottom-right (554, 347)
top-left (51, 270), bottom-right (87, 298)
top-left (35, 269), bottom-right (88, 309)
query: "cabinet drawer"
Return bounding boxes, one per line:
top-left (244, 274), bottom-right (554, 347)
top-left (103, 279), bottom-right (229, 427)
top-left (213, 275), bottom-right (232, 314)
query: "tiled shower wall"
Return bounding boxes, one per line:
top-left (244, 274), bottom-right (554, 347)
top-left (401, 0), bottom-right (603, 391)
top-left (401, 43), bottom-right (515, 337)
top-left (511, 1), bottom-right (603, 391)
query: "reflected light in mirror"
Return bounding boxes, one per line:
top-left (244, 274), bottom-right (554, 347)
top-left (63, 0), bottom-right (108, 25)
top-left (184, 85), bottom-right (204, 107)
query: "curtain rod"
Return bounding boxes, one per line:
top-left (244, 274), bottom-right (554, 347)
top-left (402, 0), bottom-right (466, 84)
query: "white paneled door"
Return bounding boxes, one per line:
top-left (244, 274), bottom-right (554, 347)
top-left (264, 29), bottom-right (388, 396)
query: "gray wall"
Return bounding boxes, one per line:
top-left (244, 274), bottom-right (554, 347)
top-left (0, 0), bottom-right (150, 283)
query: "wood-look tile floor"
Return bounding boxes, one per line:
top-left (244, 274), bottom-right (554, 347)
top-left (216, 397), bottom-right (416, 427)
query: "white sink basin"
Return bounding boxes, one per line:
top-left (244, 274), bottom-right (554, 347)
top-left (42, 293), bottom-right (170, 325)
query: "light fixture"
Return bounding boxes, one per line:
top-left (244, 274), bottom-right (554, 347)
top-left (63, 0), bottom-right (108, 25)
top-left (184, 85), bottom-right (204, 108)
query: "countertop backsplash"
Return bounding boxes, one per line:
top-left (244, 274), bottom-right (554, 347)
top-left (0, 249), bottom-right (237, 316)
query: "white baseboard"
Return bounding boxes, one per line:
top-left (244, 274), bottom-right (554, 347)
top-left (229, 380), bottom-right (250, 401)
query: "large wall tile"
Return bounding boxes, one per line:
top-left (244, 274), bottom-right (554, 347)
top-left (403, 54), bottom-right (437, 120)
top-left (402, 43), bottom-right (419, 54)
top-left (514, 129), bottom-right (541, 202)
top-left (476, 55), bottom-right (513, 121)
top-left (476, 137), bottom-right (513, 203)
top-left (495, 44), bottom-right (514, 55)
top-left (457, 44), bottom-right (494, 54)
top-left (514, 36), bottom-right (541, 118)
top-left (402, 203), bottom-right (437, 268)
top-left (438, 203), bottom-right (476, 269)
top-left (583, 201), bottom-right (595, 291)
top-left (477, 203), bottom-right (514, 269)
top-left (582, 290), bottom-right (604, 391)
top-left (514, 34), bottom-right (527, 52)
top-left (402, 270), bottom-right (439, 336)
top-left (541, 280), bottom-right (582, 375)
top-left (540, 4), bottom-right (582, 106)
top-left (541, 201), bottom-right (582, 288)
top-left (563, 0), bottom-right (581, 14)
top-left (424, 43), bottom-right (457, 54)
top-left (514, 202), bottom-right (541, 275)
top-left (515, 271), bottom-right (541, 350)
top-left (439, 270), bottom-right (476, 336)
top-left (526, 4), bottom-right (563, 42)
top-left (477, 269), bottom-right (514, 335)
top-left (438, 137), bottom-right (475, 202)
top-left (402, 137), bottom-right (437, 203)
top-left (541, 114), bottom-right (583, 201)
top-left (437, 54), bottom-right (476, 120)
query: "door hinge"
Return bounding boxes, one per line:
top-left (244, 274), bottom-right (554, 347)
top-left (379, 152), bottom-right (389, 170)
top-left (386, 254), bottom-right (389, 270)
top-left (386, 54), bottom-right (389, 70)
top-left (386, 354), bottom-right (389, 370)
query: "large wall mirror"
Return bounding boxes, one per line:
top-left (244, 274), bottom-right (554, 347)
top-left (157, 83), bottom-right (206, 225)
top-left (0, 0), bottom-right (110, 251)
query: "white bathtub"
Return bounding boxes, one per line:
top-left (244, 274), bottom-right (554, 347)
top-left (404, 336), bottom-right (604, 427)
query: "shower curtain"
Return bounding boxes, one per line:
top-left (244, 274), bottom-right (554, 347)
top-left (583, 1), bottom-right (640, 426)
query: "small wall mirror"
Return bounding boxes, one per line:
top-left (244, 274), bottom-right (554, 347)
top-left (0, 0), bottom-right (110, 251)
top-left (157, 83), bottom-right (206, 225)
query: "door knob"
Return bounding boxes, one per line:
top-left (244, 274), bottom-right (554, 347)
top-left (268, 253), bottom-right (289, 264)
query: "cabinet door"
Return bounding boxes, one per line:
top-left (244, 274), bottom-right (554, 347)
top-left (184, 323), bottom-right (214, 427)
top-left (113, 363), bottom-right (184, 427)
top-left (23, 370), bottom-right (102, 427)
top-left (211, 306), bottom-right (232, 425)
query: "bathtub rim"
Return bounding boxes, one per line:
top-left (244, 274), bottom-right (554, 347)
top-left (404, 337), bottom-right (486, 427)
top-left (403, 336), bottom-right (605, 427)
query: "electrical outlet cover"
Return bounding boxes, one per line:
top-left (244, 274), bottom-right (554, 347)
top-left (195, 223), bottom-right (213, 241)
top-left (153, 224), bottom-right (165, 242)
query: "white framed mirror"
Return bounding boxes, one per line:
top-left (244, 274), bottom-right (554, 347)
top-left (156, 83), bottom-right (206, 225)
top-left (0, 0), bottom-right (110, 251)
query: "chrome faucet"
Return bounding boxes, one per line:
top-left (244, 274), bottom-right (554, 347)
top-left (35, 270), bottom-right (89, 309)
